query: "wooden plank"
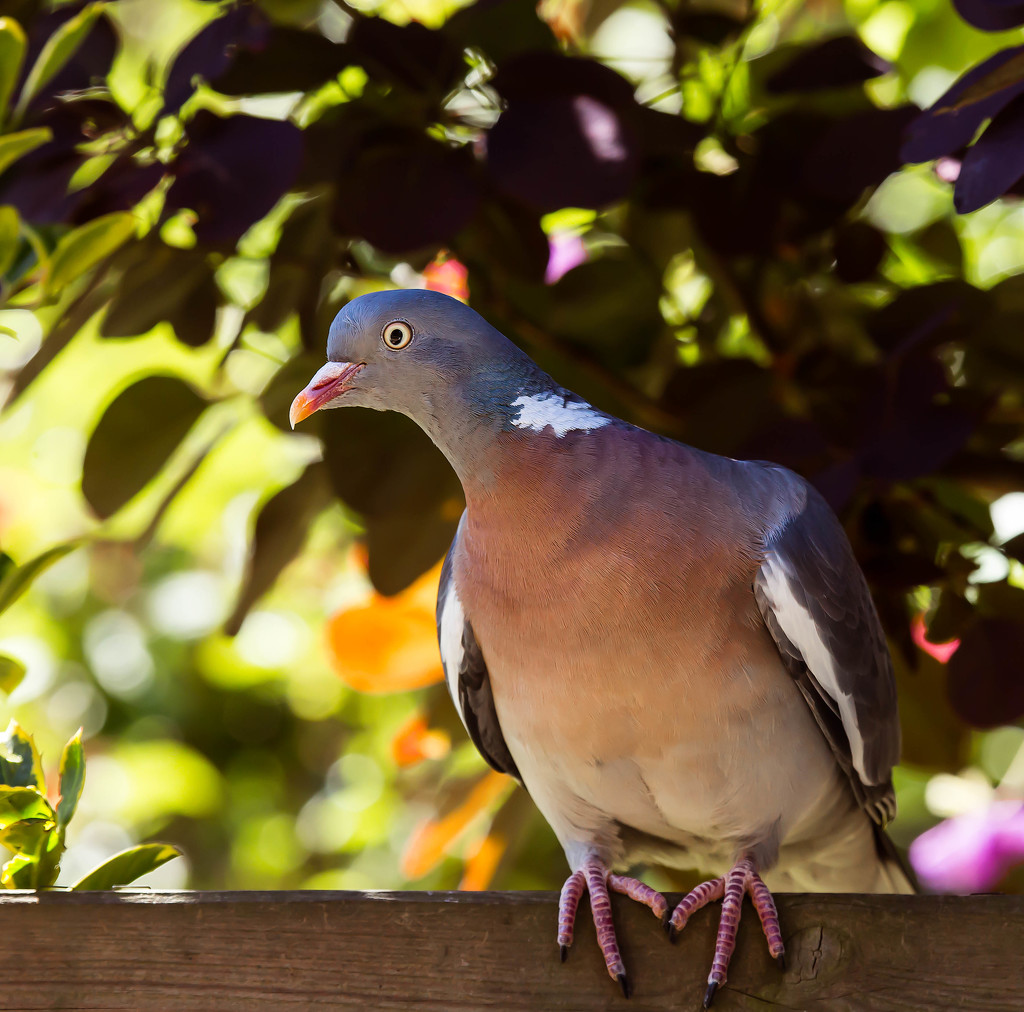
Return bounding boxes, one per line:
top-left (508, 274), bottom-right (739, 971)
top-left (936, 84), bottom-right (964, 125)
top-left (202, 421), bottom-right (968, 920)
top-left (0, 890), bottom-right (1020, 1010)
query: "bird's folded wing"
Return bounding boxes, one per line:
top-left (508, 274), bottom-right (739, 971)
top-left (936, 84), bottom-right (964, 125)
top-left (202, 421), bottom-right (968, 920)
top-left (752, 467), bottom-right (899, 826)
top-left (436, 514), bottom-right (521, 782)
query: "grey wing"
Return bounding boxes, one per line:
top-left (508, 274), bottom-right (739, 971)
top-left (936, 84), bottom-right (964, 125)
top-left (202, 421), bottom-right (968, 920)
top-left (751, 466), bottom-right (899, 826)
top-left (436, 516), bottom-right (521, 782)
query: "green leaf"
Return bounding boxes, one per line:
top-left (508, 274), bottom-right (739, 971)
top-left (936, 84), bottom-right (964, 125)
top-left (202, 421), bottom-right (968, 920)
top-left (0, 541), bottom-right (81, 615)
top-left (55, 729), bottom-right (85, 829)
top-left (14, 2), bottom-right (105, 121)
top-left (0, 722), bottom-right (45, 792)
top-left (72, 843), bottom-right (181, 891)
top-left (0, 127), bottom-right (52, 177)
top-left (0, 204), bottom-right (20, 278)
top-left (0, 817), bottom-right (55, 854)
top-left (82, 375), bottom-right (207, 518)
top-left (1, 824), bottom-right (62, 889)
top-left (0, 17), bottom-right (26, 122)
top-left (0, 654), bottom-right (26, 696)
top-left (1, 850), bottom-right (36, 888)
top-left (0, 786), bottom-right (52, 829)
top-left (47, 211), bottom-right (136, 296)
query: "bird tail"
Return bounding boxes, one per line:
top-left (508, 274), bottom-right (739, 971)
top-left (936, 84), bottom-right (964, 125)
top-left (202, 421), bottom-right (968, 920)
top-left (872, 824), bottom-right (917, 894)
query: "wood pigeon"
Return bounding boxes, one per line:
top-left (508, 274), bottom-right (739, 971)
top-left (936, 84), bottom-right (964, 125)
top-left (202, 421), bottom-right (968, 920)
top-left (290, 289), bottom-right (911, 1007)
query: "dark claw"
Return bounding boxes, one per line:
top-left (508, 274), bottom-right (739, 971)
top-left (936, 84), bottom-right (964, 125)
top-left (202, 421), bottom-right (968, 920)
top-left (666, 920), bottom-right (678, 943)
top-left (776, 953), bottom-right (786, 972)
top-left (617, 972), bottom-right (631, 999)
top-left (559, 944), bottom-right (569, 963)
top-left (703, 981), bottom-right (719, 1009)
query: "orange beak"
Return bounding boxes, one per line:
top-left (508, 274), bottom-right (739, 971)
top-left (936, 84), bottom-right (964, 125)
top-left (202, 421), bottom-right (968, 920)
top-left (289, 362), bottom-right (364, 428)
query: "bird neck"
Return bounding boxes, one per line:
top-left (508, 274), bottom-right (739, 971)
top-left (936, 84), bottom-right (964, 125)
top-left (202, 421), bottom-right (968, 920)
top-left (412, 386), bottom-right (618, 554)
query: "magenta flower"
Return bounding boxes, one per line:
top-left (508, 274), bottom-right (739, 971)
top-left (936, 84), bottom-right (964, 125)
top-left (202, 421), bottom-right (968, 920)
top-left (910, 800), bottom-right (1024, 892)
top-left (545, 233), bottom-right (587, 284)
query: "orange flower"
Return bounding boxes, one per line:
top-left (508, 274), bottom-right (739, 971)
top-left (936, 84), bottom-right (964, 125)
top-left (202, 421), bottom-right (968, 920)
top-left (326, 562), bottom-right (445, 693)
top-left (423, 253), bottom-right (469, 302)
top-left (538, 0), bottom-right (585, 44)
top-left (459, 832), bottom-right (506, 891)
top-left (401, 770), bottom-right (510, 879)
top-left (392, 714), bottom-right (451, 767)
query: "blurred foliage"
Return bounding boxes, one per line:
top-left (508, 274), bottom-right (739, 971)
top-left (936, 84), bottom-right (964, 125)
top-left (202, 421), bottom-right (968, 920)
top-left (0, 716), bottom-right (180, 887)
top-left (0, 0), bottom-right (1023, 897)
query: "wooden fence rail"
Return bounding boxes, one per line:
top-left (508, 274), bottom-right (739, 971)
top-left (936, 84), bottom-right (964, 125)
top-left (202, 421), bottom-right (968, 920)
top-left (0, 891), bottom-right (1020, 1010)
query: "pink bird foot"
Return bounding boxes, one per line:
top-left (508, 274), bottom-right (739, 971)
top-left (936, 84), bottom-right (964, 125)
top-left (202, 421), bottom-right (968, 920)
top-left (667, 855), bottom-right (785, 1008)
top-left (557, 856), bottom-right (668, 997)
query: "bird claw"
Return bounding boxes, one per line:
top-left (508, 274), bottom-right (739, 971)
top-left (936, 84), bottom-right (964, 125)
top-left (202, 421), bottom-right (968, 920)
top-left (667, 857), bottom-right (785, 1008)
top-left (559, 943), bottom-right (569, 964)
top-left (617, 972), bottom-right (631, 999)
top-left (556, 859), bottom-right (672, 998)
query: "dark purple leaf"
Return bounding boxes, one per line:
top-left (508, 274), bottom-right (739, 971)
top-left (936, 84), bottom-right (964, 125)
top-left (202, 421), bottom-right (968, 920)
top-left (333, 131), bottom-right (479, 253)
top-left (454, 195), bottom-right (550, 285)
top-left (766, 36), bottom-right (890, 93)
top-left (0, 151), bottom-right (82, 223)
top-left (689, 170), bottom-right (781, 256)
top-left (947, 618), bottom-right (1024, 727)
top-left (838, 348), bottom-right (981, 483)
top-left (162, 5), bottom-right (268, 115)
top-left (661, 360), bottom-right (777, 457)
top-left (72, 159), bottom-right (164, 223)
top-left (868, 280), bottom-right (986, 353)
top-left (833, 221), bottom-right (887, 282)
top-left (902, 45), bottom-right (1024, 163)
top-left (0, 98), bottom-right (129, 223)
top-left (802, 105), bottom-right (918, 201)
top-left (18, 1), bottom-right (117, 119)
top-left (487, 95), bottom-right (637, 211)
top-left (165, 112), bottom-right (303, 244)
top-left (491, 52), bottom-right (636, 108)
top-left (955, 93), bottom-right (1024, 212)
top-left (953, 0), bottom-right (1024, 31)
top-left (348, 17), bottom-right (463, 94)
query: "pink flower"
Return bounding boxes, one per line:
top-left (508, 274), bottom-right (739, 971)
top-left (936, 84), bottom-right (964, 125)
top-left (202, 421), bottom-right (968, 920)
top-left (910, 800), bottom-right (1024, 892)
top-left (911, 612), bottom-right (960, 663)
top-left (545, 233), bottom-right (587, 284)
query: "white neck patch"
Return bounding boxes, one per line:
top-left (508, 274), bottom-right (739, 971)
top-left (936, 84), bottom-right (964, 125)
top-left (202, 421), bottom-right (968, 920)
top-left (510, 392), bottom-right (609, 437)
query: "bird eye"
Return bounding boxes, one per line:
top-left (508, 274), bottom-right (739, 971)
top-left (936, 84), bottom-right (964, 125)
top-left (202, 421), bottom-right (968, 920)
top-left (382, 320), bottom-right (413, 350)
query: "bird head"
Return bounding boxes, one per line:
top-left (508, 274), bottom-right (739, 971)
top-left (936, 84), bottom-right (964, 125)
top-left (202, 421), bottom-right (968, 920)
top-left (289, 289), bottom-right (532, 430)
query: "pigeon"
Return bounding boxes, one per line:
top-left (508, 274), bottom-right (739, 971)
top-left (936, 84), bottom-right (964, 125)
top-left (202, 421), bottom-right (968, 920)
top-left (290, 288), bottom-right (911, 1007)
